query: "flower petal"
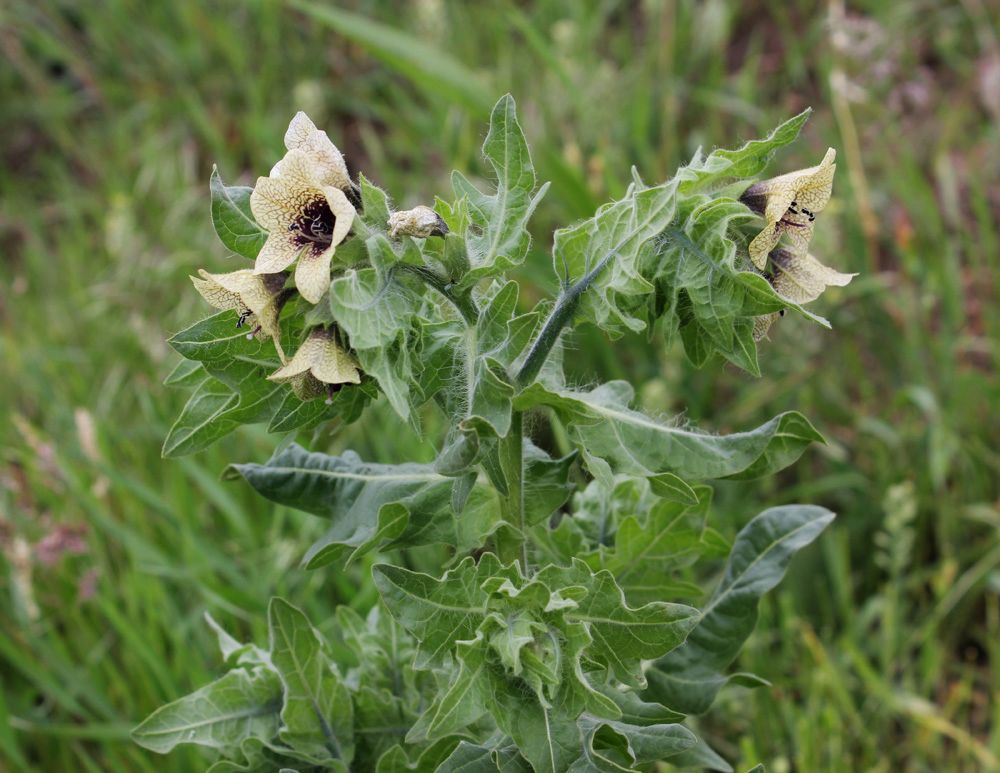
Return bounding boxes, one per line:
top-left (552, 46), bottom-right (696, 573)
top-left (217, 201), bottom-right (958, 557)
top-left (749, 224), bottom-right (781, 269)
top-left (324, 186), bottom-right (355, 247)
top-left (294, 244), bottom-right (335, 305)
top-left (770, 249), bottom-right (856, 304)
top-left (309, 336), bottom-right (361, 386)
top-left (254, 233), bottom-right (302, 275)
top-left (250, 150), bottom-right (318, 232)
top-left (191, 270), bottom-right (248, 315)
top-left (284, 112), bottom-right (352, 190)
top-left (753, 313), bottom-right (778, 341)
top-left (794, 148), bottom-right (836, 215)
top-left (290, 372), bottom-right (326, 400)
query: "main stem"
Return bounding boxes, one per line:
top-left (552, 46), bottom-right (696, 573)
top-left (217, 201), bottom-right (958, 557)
top-left (497, 410), bottom-right (528, 573)
top-left (498, 246), bottom-right (622, 571)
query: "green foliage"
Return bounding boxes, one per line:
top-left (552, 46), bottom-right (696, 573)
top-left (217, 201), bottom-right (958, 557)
top-left (132, 95), bottom-right (847, 771)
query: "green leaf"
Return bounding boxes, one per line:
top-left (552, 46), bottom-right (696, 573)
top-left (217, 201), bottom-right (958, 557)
top-left (647, 472), bottom-right (700, 505)
top-left (522, 443), bottom-right (577, 527)
top-left (329, 259), bottom-right (420, 421)
top-left (661, 737), bottom-right (734, 772)
top-left (553, 174), bottom-right (679, 335)
top-left (408, 637), bottom-right (491, 742)
top-left (359, 173), bottom-right (392, 232)
top-left (514, 381), bottom-right (824, 484)
top-left (226, 444), bottom-right (500, 568)
top-left (210, 166), bottom-right (267, 260)
top-left (288, 1), bottom-right (492, 112)
top-left (162, 371), bottom-right (285, 457)
top-left (267, 598), bottom-right (353, 764)
top-left (452, 95), bottom-right (547, 288)
top-left (484, 673), bottom-right (580, 773)
top-left (644, 505), bottom-right (835, 714)
top-left (576, 715), bottom-right (695, 769)
top-left (266, 381), bottom-right (376, 434)
top-left (168, 311), bottom-right (280, 384)
top-left (537, 562), bottom-right (699, 688)
top-left (132, 667), bottom-right (281, 754)
top-left (373, 554), bottom-right (518, 668)
top-left (677, 109), bottom-right (811, 192)
top-left (164, 358), bottom-right (207, 387)
top-left (595, 487), bottom-right (713, 606)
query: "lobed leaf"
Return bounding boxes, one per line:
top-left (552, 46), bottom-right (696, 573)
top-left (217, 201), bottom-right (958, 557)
top-left (514, 380), bottom-right (824, 484)
top-left (452, 95), bottom-right (547, 288)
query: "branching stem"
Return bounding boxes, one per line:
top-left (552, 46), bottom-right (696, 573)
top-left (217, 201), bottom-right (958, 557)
top-left (515, 247), bottom-right (621, 387)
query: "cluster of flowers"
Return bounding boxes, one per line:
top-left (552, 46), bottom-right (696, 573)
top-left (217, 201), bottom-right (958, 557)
top-left (190, 113), bottom-right (445, 402)
top-left (187, 112), bottom-right (853, 402)
top-left (740, 148), bottom-right (855, 338)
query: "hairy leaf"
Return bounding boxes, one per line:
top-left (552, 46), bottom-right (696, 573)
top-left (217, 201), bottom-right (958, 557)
top-left (210, 166), bottom-right (267, 260)
top-left (644, 505), bottom-right (835, 714)
top-left (515, 380), bottom-right (823, 484)
top-left (268, 598), bottom-right (353, 764)
top-left (226, 444), bottom-right (501, 568)
top-left (132, 667), bottom-right (281, 754)
top-left (553, 175), bottom-right (678, 335)
top-left (452, 95), bottom-right (547, 288)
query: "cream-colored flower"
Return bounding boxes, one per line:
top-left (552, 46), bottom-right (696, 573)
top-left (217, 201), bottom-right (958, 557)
top-left (191, 269), bottom-right (289, 356)
top-left (279, 112), bottom-right (352, 192)
top-left (742, 148), bottom-right (836, 269)
top-left (250, 149), bottom-right (355, 304)
top-left (752, 247), bottom-right (856, 340)
top-left (268, 327), bottom-right (361, 401)
top-left (387, 205), bottom-right (449, 239)
top-left (768, 248), bottom-right (856, 304)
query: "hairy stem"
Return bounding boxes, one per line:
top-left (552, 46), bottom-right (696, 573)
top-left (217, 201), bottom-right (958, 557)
top-left (515, 246), bottom-right (621, 387)
top-left (496, 410), bottom-right (528, 572)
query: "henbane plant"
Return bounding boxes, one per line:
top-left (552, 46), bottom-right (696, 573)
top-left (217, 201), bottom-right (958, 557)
top-left (135, 95), bottom-right (854, 772)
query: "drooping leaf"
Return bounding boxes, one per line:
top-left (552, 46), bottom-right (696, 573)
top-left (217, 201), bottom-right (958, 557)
top-left (575, 715), bottom-right (696, 769)
top-left (132, 667), bottom-right (281, 754)
top-left (267, 598), bottom-right (353, 764)
top-left (226, 444), bottom-right (501, 568)
top-left (452, 95), bottom-right (547, 288)
top-left (210, 166), bottom-right (267, 260)
top-left (644, 505), bottom-right (835, 714)
top-left (514, 380), bottom-right (824, 485)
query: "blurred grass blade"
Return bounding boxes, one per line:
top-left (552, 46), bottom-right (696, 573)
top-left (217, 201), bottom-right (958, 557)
top-left (288, 1), bottom-right (493, 112)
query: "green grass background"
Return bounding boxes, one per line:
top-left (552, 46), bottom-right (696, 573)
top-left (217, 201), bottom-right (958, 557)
top-left (1, 0), bottom-right (998, 770)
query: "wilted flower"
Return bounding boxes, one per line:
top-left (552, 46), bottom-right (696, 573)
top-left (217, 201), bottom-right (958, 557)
top-left (742, 148), bottom-right (836, 269)
top-left (191, 269), bottom-right (289, 355)
top-left (268, 327), bottom-right (361, 401)
top-left (753, 247), bottom-right (856, 340)
top-left (250, 150), bottom-right (355, 304)
top-left (388, 205), bottom-right (449, 239)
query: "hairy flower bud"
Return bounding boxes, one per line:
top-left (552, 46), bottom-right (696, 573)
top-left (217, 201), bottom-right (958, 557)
top-left (387, 205), bottom-right (449, 239)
